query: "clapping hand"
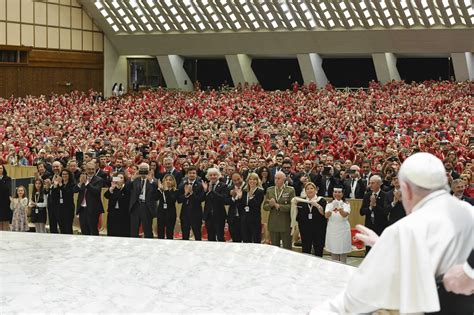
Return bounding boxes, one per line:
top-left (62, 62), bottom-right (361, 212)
top-left (202, 181), bottom-right (208, 192)
top-left (370, 194), bottom-right (377, 207)
top-left (79, 174), bottom-right (87, 185)
top-left (393, 190), bottom-right (401, 203)
top-left (354, 224), bottom-right (379, 247)
top-left (269, 198), bottom-right (276, 207)
top-left (157, 179), bottom-right (164, 191)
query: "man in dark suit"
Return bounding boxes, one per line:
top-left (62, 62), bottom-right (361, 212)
top-left (177, 166), bottom-right (205, 240)
top-left (444, 160), bottom-right (460, 180)
top-left (384, 175), bottom-right (406, 226)
top-left (203, 168), bottom-right (229, 242)
top-left (129, 163), bottom-right (158, 238)
top-left (74, 161), bottom-right (104, 236)
top-left (343, 165), bottom-right (366, 199)
top-left (318, 166), bottom-right (338, 197)
top-left (158, 156), bottom-right (183, 186)
top-left (451, 179), bottom-right (474, 205)
top-left (360, 175), bottom-right (387, 254)
top-left (293, 160), bottom-right (318, 196)
top-left (226, 172), bottom-right (245, 242)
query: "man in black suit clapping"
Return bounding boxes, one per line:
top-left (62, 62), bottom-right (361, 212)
top-left (384, 175), bottom-right (406, 226)
top-left (129, 163), bottom-right (158, 238)
top-left (203, 168), bottom-right (229, 242)
top-left (360, 175), bottom-right (387, 254)
top-left (74, 161), bottom-right (104, 235)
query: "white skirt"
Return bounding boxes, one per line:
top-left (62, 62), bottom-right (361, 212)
top-left (325, 216), bottom-right (352, 254)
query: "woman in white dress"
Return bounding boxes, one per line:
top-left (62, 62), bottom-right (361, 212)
top-left (325, 187), bottom-right (351, 263)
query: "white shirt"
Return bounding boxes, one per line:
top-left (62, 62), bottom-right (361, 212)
top-left (313, 190), bottom-right (474, 314)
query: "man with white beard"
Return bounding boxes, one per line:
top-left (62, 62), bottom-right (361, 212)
top-left (312, 152), bottom-right (473, 314)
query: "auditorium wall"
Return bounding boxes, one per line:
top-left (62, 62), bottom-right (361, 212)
top-left (0, 0), bottom-right (104, 97)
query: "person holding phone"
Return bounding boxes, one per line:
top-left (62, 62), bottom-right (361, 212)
top-left (156, 174), bottom-right (178, 239)
top-left (129, 163), bottom-right (158, 238)
top-left (104, 173), bottom-right (131, 237)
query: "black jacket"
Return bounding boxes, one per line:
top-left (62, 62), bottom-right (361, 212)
top-left (129, 178), bottom-right (158, 216)
top-left (104, 182), bottom-right (131, 216)
top-left (384, 189), bottom-right (406, 226)
top-left (177, 179), bottom-right (205, 220)
top-left (236, 187), bottom-right (264, 224)
top-left (360, 190), bottom-right (388, 235)
top-left (343, 178), bottom-right (366, 199)
top-left (74, 175), bottom-right (105, 215)
top-left (203, 181), bottom-right (229, 222)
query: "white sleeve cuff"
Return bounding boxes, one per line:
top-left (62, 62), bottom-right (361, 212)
top-left (463, 261), bottom-right (474, 279)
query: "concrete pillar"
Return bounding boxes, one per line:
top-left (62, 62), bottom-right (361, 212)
top-left (225, 54), bottom-right (258, 86)
top-left (104, 36), bottom-right (127, 97)
top-left (296, 53), bottom-right (328, 88)
top-left (372, 53), bottom-right (400, 84)
top-left (451, 52), bottom-right (474, 81)
top-left (156, 55), bottom-right (193, 91)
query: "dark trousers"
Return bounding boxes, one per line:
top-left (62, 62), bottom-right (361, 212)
top-left (157, 211), bottom-right (176, 239)
top-left (205, 213), bottom-right (225, 242)
top-left (48, 206), bottom-right (59, 233)
top-left (426, 277), bottom-right (474, 315)
top-left (241, 218), bottom-right (261, 243)
top-left (228, 216), bottom-right (242, 242)
top-left (107, 212), bottom-right (130, 237)
top-left (299, 224), bottom-right (325, 257)
top-left (78, 207), bottom-right (99, 236)
top-left (130, 203), bottom-right (153, 238)
top-left (181, 213), bottom-right (202, 241)
top-left (58, 206), bottom-right (74, 234)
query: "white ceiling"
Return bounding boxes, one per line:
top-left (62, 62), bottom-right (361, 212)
top-left (79, 0), bottom-right (474, 56)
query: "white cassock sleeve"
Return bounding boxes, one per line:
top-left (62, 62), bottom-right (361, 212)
top-left (313, 223), bottom-right (440, 314)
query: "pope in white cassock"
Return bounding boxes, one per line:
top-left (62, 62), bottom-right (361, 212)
top-left (312, 152), bottom-right (473, 314)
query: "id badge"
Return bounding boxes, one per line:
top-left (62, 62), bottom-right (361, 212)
top-left (163, 203), bottom-right (168, 209)
top-left (35, 208), bottom-right (39, 214)
top-left (244, 206), bottom-right (250, 212)
top-left (308, 213), bottom-right (313, 220)
top-left (59, 198), bottom-right (64, 204)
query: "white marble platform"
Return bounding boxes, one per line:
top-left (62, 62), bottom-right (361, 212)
top-left (0, 231), bottom-right (354, 314)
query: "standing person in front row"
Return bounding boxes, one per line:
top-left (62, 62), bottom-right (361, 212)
top-left (325, 186), bottom-right (352, 263)
top-left (74, 161), bottom-right (104, 236)
top-left (104, 173), bottom-right (131, 237)
top-left (203, 168), bottom-right (229, 242)
top-left (52, 169), bottom-right (76, 234)
top-left (129, 163), bottom-right (158, 238)
top-left (0, 164), bottom-right (12, 231)
top-left (157, 174), bottom-right (178, 239)
top-left (10, 186), bottom-right (29, 232)
top-left (291, 182), bottom-right (328, 257)
top-left (238, 173), bottom-right (265, 243)
top-left (29, 179), bottom-right (47, 233)
top-left (178, 166), bottom-right (205, 241)
top-left (359, 175), bottom-right (387, 254)
top-left (263, 171), bottom-right (295, 249)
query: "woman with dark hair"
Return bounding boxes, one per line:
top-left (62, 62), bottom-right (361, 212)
top-left (29, 178), bottom-right (47, 233)
top-left (51, 168), bottom-right (76, 234)
top-left (0, 165), bottom-right (12, 231)
top-left (104, 173), bottom-right (131, 237)
top-left (257, 166), bottom-right (273, 193)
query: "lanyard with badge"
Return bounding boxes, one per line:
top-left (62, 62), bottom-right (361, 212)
top-left (162, 190), bottom-right (168, 209)
top-left (34, 193), bottom-right (40, 214)
top-left (59, 188), bottom-right (64, 204)
top-left (275, 186), bottom-right (284, 202)
top-left (245, 188), bottom-right (257, 213)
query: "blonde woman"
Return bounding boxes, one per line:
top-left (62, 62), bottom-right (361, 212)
top-left (290, 182), bottom-right (327, 257)
top-left (10, 186), bottom-right (29, 232)
top-left (325, 187), bottom-right (352, 263)
top-left (157, 174), bottom-right (178, 239)
top-left (237, 173), bottom-right (265, 243)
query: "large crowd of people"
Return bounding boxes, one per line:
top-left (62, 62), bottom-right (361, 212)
top-left (0, 80), bottom-right (473, 262)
